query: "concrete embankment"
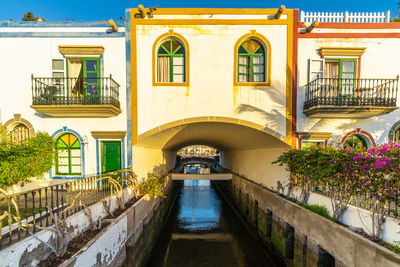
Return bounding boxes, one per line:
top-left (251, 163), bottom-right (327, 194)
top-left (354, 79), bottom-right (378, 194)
top-left (215, 174), bottom-right (400, 267)
top-left (0, 179), bottom-right (176, 267)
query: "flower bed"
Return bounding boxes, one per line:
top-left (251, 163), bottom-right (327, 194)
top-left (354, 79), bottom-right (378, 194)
top-left (273, 143), bottom-right (400, 243)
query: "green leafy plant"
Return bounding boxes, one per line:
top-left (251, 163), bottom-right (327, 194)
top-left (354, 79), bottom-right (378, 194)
top-left (0, 124), bottom-right (11, 144)
top-left (303, 204), bottom-right (336, 222)
top-left (22, 11), bottom-right (45, 21)
top-left (139, 172), bottom-right (166, 199)
top-left (0, 132), bottom-right (54, 188)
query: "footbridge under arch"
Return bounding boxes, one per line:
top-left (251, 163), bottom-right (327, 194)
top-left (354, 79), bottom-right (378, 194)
top-left (132, 116), bottom-right (289, 187)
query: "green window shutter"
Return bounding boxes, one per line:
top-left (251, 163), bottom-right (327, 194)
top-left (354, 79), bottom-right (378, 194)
top-left (56, 133), bottom-right (81, 175)
top-left (237, 39), bottom-right (266, 83)
top-left (157, 39), bottom-right (186, 83)
top-left (338, 58), bottom-right (357, 97)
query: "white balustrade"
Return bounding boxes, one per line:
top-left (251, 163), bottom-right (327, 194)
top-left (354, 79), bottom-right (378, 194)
top-left (300, 10), bottom-right (390, 23)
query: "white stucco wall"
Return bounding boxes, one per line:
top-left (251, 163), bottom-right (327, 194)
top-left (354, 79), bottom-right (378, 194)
top-left (135, 16), bottom-right (289, 138)
top-left (222, 147), bottom-right (288, 188)
top-left (297, 35), bottom-right (400, 145)
top-left (0, 26), bottom-right (127, 181)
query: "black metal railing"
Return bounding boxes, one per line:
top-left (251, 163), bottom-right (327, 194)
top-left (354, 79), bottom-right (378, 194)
top-left (32, 75), bottom-right (120, 108)
top-left (304, 77), bottom-right (399, 110)
top-left (0, 169), bottom-right (136, 249)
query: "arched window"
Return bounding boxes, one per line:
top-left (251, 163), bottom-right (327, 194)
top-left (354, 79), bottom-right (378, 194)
top-left (395, 127), bottom-right (400, 145)
top-left (237, 39), bottom-right (266, 83)
top-left (344, 134), bottom-right (368, 149)
top-left (56, 133), bottom-right (81, 175)
top-left (157, 38), bottom-right (186, 83)
top-left (11, 124), bottom-right (30, 143)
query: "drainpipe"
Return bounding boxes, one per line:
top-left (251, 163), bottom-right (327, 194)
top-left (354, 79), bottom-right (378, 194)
top-left (306, 20), bottom-right (319, 33)
top-left (275, 5), bottom-right (285, 19)
top-left (138, 4), bottom-right (146, 18)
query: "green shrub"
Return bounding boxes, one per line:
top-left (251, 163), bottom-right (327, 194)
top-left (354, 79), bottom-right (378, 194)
top-left (139, 172), bottom-right (166, 199)
top-left (0, 132), bottom-right (54, 188)
top-left (303, 204), bottom-right (336, 222)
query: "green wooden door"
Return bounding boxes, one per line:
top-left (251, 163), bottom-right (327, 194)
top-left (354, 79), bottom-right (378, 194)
top-left (101, 141), bottom-right (121, 173)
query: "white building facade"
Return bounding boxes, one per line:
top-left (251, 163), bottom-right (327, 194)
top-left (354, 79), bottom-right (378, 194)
top-left (295, 12), bottom-right (400, 149)
top-left (0, 20), bottom-right (129, 186)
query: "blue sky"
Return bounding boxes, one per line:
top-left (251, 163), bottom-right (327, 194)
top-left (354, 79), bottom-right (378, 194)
top-left (1, 0), bottom-right (399, 22)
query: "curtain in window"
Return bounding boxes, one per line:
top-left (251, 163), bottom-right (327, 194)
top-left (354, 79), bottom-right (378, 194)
top-left (67, 59), bottom-right (83, 97)
top-left (158, 56), bottom-right (170, 83)
top-left (324, 61), bottom-right (339, 79)
top-left (324, 61), bottom-right (340, 97)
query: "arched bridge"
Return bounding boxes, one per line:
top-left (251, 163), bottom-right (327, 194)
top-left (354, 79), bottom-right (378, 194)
top-left (179, 156), bottom-right (219, 168)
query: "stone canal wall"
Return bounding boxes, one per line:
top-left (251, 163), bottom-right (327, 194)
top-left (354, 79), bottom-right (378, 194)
top-left (0, 179), bottom-right (177, 267)
top-left (59, 180), bottom-right (177, 267)
top-left (0, 186), bottom-right (137, 267)
top-left (216, 174), bottom-right (400, 267)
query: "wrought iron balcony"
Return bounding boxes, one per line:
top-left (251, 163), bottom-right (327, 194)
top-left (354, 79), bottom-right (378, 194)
top-left (31, 75), bottom-right (121, 117)
top-left (303, 77), bottom-right (399, 117)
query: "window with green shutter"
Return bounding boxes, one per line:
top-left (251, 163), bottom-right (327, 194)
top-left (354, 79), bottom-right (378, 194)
top-left (237, 39), bottom-right (266, 83)
top-left (157, 39), bottom-right (186, 83)
top-left (56, 133), bottom-right (81, 175)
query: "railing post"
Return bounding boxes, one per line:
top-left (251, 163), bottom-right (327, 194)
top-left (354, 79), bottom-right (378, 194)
top-left (385, 10), bottom-right (390, 22)
top-left (344, 11), bottom-right (349, 22)
top-left (300, 11), bottom-right (305, 22)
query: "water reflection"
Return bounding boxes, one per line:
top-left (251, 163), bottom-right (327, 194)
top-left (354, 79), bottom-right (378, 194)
top-left (178, 180), bottom-right (220, 231)
top-left (145, 180), bottom-right (279, 267)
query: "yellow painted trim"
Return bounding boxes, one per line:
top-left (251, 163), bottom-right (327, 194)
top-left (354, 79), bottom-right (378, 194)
top-left (233, 31), bottom-right (272, 87)
top-left (30, 105), bottom-right (121, 118)
top-left (285, 10), bottom-right (294, 146)
top-left (152, 30), bottom-right (190, 86)
top-left (131, 12), bottom-right (138, 145)
top-left (58, 45), bottom-right (105, 55)
top-left (320, 47), bottom-right (366, 57)
top-left (142, 8), bottom-right (291, 15)
top-left (131, 8), bottom-right (295, 146)
top-left (134, 19), bottom-right (288, 25)
top-left (91, 131), bottom-right (127, 139)
top-left (297, 132), bottom-right (332, 140)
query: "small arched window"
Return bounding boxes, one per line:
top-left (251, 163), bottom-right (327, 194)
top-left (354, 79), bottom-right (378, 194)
top-left (12, 124), bottom-right (30, 143)
top-left (56, 133), bottom-right (81, 175)
top-left (237, 39), bottom-right (266, 83)
top-left (395, 127), bottom-right (400, 145)
top-left (344, 134), bottom-right (368, 149)
top-left (157, 38), bottom-right (186, 83)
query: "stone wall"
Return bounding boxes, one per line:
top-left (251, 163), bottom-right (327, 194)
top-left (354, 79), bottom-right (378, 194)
top-left (0, 179), bottom-right (177, 267)
top-left (215, 174), bottom-right (400, 267)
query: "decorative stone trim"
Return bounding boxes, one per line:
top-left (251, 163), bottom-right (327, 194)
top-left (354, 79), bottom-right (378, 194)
top-left (30, 105), bottom-right (121, 118)
top-left (3, 114), bottom-right (35, 136)
top-left (58, 45), bottom-right (105, 55)
top-left (319, 47), bottom-right (366, 57)
top-left (303, 106), bottom-right (397, 117)
top-left (342, 128), bottom-right (376, 147)
top-left (296, 132), bottom-right (332, 140)
top-left (91, 131), bottom-right (126, 139)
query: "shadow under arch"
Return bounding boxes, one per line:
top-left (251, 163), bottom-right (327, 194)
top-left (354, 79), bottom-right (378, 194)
top-left (136, 116), bottom-right (287, 152)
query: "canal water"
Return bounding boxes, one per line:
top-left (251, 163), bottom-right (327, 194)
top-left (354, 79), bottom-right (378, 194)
top-left (145, 180), bottom-right (280, 267)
